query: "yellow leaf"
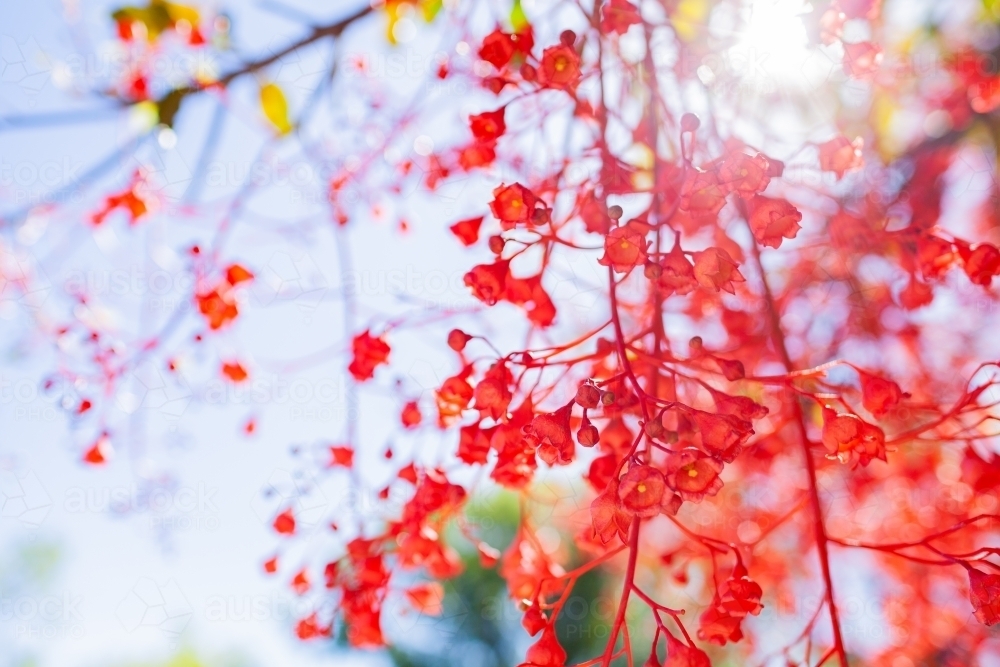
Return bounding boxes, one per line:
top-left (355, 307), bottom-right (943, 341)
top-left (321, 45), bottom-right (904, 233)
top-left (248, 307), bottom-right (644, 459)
top-left (510, 0), bottom-right (528, 32)
top-left (161, 0), bottom-right (199, 25)
top-left (421, 0), bottom-right (443, 22)
top-left (259, 82), bottom-right (292, 135)
top-left (671, 0), bottom-right (709, 42)
top-left (112, 1), bottom-right (198, 42)
top-left (872, 91), bottom-right (900, 162)
top-left (166, 651), bottom-right (205, 667)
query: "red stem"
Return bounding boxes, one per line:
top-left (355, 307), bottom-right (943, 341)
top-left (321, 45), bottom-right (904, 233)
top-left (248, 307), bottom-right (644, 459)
top-left (748, 236), bottom-right (849, 667)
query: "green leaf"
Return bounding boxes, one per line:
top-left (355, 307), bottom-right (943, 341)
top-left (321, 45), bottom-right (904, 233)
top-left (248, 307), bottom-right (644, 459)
top-left (510, 0), bottom-right (528, 32)
top-left (421, 0), bottom-right (443, 22)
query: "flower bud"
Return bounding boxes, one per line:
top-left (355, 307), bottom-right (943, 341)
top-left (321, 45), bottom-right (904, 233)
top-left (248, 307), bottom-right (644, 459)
top-left (575, 383), bottom-right (601, 408)
top-left (448, 329), bottom-right (471, 351)
top-left (577, 424), bottom-right (599, 446)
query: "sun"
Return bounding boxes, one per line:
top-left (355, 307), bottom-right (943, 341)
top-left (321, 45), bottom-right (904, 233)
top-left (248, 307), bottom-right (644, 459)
top-left (728, 0), bottom-right (815, 89)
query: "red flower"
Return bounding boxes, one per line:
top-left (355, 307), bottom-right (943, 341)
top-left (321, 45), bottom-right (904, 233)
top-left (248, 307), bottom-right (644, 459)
top-left (693, 247), bottom-right (744, 294)
top-left (599, 222), bottom-right (649, 273)
top-left (348, 330), bottom-right (390, 381)
top-left (916, 236), bottom-right (956, 279)
top-left (617, 464), bottom-right (666, 517)
top-left (490, 183), bottom-right (539, 228)
top-left (969, 568), bottom-right (1000, 626)
top-left (343, 598), bottom-right (384, 647)
top-left (449, 216), bottom-right (483, 246)
top-left (221, 361), bottom-right (248, 382)
top-left (821, 408), bottom-right (886, 467)
top-left (587, 453), bottom-right (619, 493)
top-left (83, 435), bottom-right (112, 465)
top-left (406, 582), bottom-right (444, 615)
top-left (295, 613), bottom-right (331, 640)
top-left (470, 108), bottom-right (506, 142)
top-left (654, 244), bottom-right (698, 296)
top-left (459, 142), bottom-right (497, 170)
top-left (698, 604), bottom-right (744, 646)
top-left (591, 478), bottom-right (631, 543)
top-left (91, 179), bottom-right (149, 225)
top-left (747, 195), bottom-right (802, 249)
top-left (709, 389), bottom-right (768, 422)
top-left (962, 243), bottom-right (1000, 286)
top-left (398, 462), bottom-right (418, 484)
top-left (436, 374), bottom-right (474, 425)
top-left (718, 563), bottom-right (764, 618)
top-left (225, 264), bottom-right (254, 285)
top-left (601, 0), bottom-right (642, 35)
top-left (665, 449), bottom-right (724, 502)
top-left (291, 568), bottom-right (310, 595)
top-left (578, 189), bottom-right (611, 234)
top-left (899, 276), bottom-right (933, 310)
top-left (401, 400), bottom-right (422, 428)
top-left (196, 288), bottom-right (239, 330)
top-left (681, 169), bottom-right (727, 218)
top-left (523, 626), bottom-right (567, 666)
top-left (859, 371), bottom-right (903, 418)
top-left (818, 135), bottom-right (864, 178)
top-left (478, 29), bottom-right (533, 70)
top-left (479, 29), bottom-right (515, 69)
top-left (664, 629), bottom-right (712, 667)
top-left (457, 424), bottom-right (494, 464)
top-left (838, 0), bottom-right (882, 20)
top-left (502, 274), bottom-right (557, 327)
top-left (540, 45), bottom-right (581, 91)
top-left (490, 400), bottom-right (538, 488)
top-left (691, 411), bottom-right (753, 462)
top-left (273, 508), bottom-right (296, 535)
top-left (717, 151), bottom-right (770, 198)
top-left (329, 446), bottom-right (354, 467)
top-left (474, 361), bottom-right (513, 421)
top-left (843, 41), bottom-right (882, 79)
top-left (465, 259), bottom-right (511, 305)
top-left (528, 400), bottom-right (575, 465)
top-left (522, 602), bottom-right (547, 636)
top-left (501, 525), bottom-right (563, 600)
